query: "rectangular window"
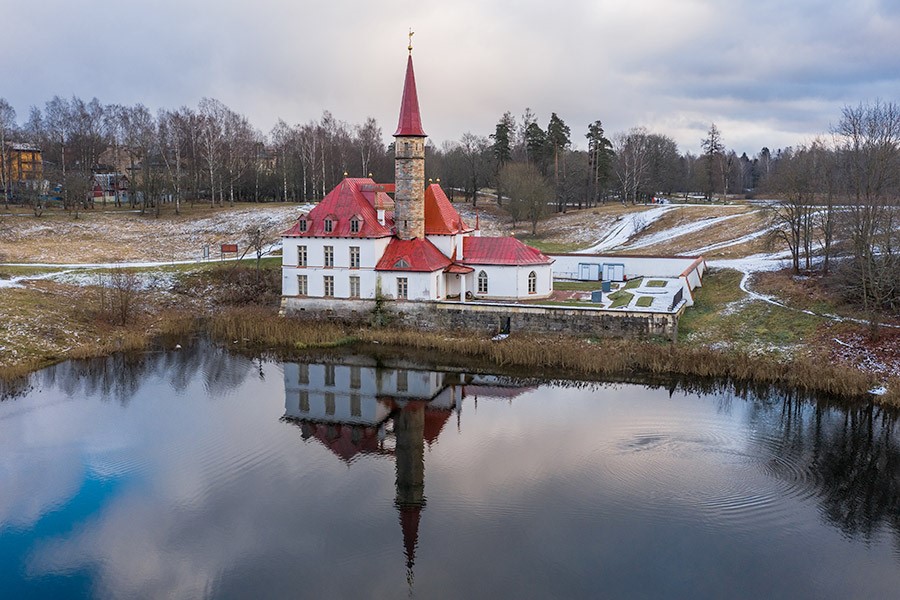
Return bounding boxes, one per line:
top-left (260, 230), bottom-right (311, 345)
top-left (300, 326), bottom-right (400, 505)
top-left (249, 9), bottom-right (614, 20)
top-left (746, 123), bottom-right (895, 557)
top-left (350, 246), bottom-right (360, 269)
top-left (324, 275), bottom-right (334, 297)
top-left (324, 364), bottom-right (335, 386)
top-left (325, 392), bottom-right (335, 415)
top-left (298, 363), bottom-right (309, 384)
top-left (350, 394), bottom-right (361, 417)
top-left (349, 276), bottom-right (360, 298)
top-left (397, 277), bottom-right (408, 299)
top-left (299, 390), bottom-right (309, 412)
top-left (396, 370), bottom-right (408, 392)
top-left (297, 275), bottom-right (308, 296)
top-left (350, 219), bottom-right (360, 233)
top-left (324, 219), bottom-right (333, 233)
top-left (324, 246), bottom-right (333, 268)
top-left (350, 365), bottom-right (361, 389)
top-left (297, 245), bottom-right (307, 266)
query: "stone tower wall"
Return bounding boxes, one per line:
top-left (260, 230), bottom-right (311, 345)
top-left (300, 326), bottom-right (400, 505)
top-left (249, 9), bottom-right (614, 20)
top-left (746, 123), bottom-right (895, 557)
top-left (394, 137), bottom-right (426, 240)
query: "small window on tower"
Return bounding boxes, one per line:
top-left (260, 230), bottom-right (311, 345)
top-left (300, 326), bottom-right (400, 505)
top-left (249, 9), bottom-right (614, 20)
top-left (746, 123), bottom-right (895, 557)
top-left (324, 218), bottom-right (333, 233)
top-left (394, 258), bottom-right (410, 269)
top-left (350, 217), bottom-right (360, 233)
top-left (298, 218), bottom-right (307, 232)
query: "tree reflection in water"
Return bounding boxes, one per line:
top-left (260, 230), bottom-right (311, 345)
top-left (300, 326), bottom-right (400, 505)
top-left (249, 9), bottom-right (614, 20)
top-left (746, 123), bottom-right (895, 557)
top-left (748, 393), bottom-right (900, 548)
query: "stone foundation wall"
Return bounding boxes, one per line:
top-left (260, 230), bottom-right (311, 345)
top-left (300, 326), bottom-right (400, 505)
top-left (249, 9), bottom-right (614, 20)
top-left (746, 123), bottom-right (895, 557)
top-left (281, 297), bottom-right (681, 340)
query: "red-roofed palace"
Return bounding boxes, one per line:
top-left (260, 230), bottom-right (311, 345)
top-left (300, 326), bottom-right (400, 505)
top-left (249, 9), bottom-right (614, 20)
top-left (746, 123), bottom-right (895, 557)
top-left (281, 46), bottom-right (553, 303)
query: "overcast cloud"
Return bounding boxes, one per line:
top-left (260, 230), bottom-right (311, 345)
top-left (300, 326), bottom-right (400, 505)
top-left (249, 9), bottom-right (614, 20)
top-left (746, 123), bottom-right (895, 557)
top-left (3, 0), bottom-right (899, 155)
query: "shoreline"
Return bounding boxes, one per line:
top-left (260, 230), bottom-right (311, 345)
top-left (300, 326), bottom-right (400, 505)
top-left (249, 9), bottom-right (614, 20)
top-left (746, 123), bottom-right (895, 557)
top-left (2, 306), bottom-right (895, 407)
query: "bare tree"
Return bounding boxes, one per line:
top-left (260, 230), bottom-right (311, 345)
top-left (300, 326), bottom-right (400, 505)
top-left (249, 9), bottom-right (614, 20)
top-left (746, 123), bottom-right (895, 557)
top-left (199, 97), bottom-right (226, 206)
top-left (458, 132), bottom-right (490, 206)
top-left (498, 162), bottom-right (552, 234)
top-left (833, 101), bottom-right (900, 323)
top-left (767, 145), bottom-right (822, 273)
top-left (614, 127), bottom-right (651, 203)
top-left (0, 98), bottom-right (16, 205)
top-left (355, 117), bottom-right (383, 178)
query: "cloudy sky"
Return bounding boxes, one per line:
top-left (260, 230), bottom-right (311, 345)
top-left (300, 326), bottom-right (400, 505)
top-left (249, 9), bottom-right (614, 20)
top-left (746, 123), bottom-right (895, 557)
top-left (4, 0), bottom-right (899, 155)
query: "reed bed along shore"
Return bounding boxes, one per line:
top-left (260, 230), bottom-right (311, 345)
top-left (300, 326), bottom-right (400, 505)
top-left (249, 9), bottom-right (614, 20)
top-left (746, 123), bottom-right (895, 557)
top-left (201, 307), bottom-right (894, 406)
top-left (2, 306), bottom-right (896, 407)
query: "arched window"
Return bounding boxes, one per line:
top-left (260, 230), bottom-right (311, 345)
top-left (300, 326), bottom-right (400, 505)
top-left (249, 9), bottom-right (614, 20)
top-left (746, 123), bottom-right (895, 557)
top-left (528, 271), bottom-right (537, 294)
top-left (477, 270), bottom-right (488, 294)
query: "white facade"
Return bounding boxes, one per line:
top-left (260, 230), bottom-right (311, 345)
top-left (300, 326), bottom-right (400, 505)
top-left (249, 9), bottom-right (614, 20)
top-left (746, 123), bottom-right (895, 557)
top-left (466, 264), bottom-right (554, 300)
top-left (282, 236), bottom-right (391, 299)
top-left (283, 362), bottom-right (455, 425)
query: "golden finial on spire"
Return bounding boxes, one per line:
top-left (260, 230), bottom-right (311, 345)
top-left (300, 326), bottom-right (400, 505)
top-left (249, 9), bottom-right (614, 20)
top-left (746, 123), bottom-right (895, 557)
top-left (408, 28), bottom-right (415, 54)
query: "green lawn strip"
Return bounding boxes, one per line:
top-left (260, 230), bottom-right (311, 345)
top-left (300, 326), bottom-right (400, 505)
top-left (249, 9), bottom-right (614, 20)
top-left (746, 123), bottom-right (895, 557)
top-left (623, 278), bottom-right (643, 290)
top-left (635, 296), bottom-right (654, 307)
top-left (608, 290), bottom-right (634, 308)
top-left (553, 281), bottom-right (602, 291)
top-left (646, 280), bottom-right (668, 287)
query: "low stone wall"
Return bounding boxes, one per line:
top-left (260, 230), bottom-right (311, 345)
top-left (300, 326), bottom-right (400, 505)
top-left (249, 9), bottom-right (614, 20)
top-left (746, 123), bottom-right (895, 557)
top-left (281, 297), bottom-right (682, 340)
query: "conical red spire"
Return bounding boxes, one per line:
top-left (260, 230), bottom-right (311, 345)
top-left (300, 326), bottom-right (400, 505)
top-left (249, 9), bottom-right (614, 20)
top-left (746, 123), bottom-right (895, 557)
top-left (394, 54), bottom-right (426, 137)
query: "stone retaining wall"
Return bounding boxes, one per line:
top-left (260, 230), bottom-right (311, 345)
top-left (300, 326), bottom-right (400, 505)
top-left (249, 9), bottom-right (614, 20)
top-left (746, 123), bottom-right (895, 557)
top-left (281, 297), bottom-right (682, 340)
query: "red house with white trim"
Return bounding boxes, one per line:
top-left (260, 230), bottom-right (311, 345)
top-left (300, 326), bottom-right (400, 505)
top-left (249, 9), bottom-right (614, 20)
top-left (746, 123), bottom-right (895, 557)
top-left (281, 47), bottom-right (553, 303)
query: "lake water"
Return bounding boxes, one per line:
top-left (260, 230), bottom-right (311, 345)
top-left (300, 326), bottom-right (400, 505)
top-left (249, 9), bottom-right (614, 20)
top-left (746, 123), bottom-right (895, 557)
top-left (2, 344), bottom-right (899, 599)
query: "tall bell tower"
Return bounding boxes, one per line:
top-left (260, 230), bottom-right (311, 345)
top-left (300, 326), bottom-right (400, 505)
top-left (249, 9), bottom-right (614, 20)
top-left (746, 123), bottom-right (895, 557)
top-left (393, 33), bottom-right (427, 240)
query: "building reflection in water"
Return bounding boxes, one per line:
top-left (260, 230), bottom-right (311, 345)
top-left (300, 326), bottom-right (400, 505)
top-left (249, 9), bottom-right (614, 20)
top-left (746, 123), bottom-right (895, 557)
top-left (282, 360), bottom-right (532, 587)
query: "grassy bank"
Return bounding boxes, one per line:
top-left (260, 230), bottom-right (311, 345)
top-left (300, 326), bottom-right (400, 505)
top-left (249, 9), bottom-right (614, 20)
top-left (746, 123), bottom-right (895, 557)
top-left (1, 265), bottom-right (897, 407)
top-left (193, 304), bottom-right (892, 405)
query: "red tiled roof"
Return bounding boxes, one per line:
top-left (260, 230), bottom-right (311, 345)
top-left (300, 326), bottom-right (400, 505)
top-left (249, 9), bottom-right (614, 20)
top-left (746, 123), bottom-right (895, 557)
top-left (282, 178), bottom-right (393, 238)
top-left (424, 184), bottom-right (472, 235)
top-left (444, 263), bottom-right (474, 274)
top-left (424, 408), bottom-right (452, 445)
top-left (394, 55), bottom-right (426, 137)
top-left (461, 237), bottom-right (554, 266)
top-left (301, 421), bottom-right (386, 463)
top-left (376, 237), bottom-right (452, 272)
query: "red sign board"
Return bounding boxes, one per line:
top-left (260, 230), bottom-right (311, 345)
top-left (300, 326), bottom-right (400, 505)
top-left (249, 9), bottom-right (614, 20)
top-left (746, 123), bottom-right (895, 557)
top-left (221, 243), bottom-right (238, 254)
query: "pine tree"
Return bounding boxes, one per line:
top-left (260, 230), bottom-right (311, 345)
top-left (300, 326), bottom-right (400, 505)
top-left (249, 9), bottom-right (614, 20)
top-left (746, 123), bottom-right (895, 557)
top-left (546, 113), bottom-right (571, 210)
top-left (586, 120), bottom-right (614, 205)
top-left (489, 112), bottom-right (515, 206)
top-left (524, 121), bottom-right (546, 171)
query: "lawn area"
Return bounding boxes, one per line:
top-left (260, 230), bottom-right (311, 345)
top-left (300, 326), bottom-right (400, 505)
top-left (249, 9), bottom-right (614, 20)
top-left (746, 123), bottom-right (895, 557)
top-left (636, 297), bottom-right (654, 307)
top-left (623, 278), bottom-right (643, 290)
top-left (608, 290), bottom-right (633, 308)
top-left (554, 280), bottom-right (601, 291)
top-left (646, 280), bottom-right (668, 288)
top-left (678, 268), bottom-right (825, 352)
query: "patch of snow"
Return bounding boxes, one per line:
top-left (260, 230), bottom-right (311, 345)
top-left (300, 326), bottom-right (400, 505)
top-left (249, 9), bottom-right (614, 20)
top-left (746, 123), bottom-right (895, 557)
top-left (870, 386), bottom-right (888, 396)
top-left (688, 223), bottom-right (779, 255)
top-left (622, 211), bottom-right (749, 251)
top-left (578, 206), bottom-right (675, 253)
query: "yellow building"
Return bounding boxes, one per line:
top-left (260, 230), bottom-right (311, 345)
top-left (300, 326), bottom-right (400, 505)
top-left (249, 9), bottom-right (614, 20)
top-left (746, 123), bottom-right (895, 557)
top-left (3, 142), bottom-right (43, 190)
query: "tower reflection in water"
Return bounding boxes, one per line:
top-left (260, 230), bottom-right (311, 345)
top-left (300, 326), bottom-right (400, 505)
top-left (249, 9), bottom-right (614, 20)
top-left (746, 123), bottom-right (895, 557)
top-left (282, 360), bottom-right (531, 586)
